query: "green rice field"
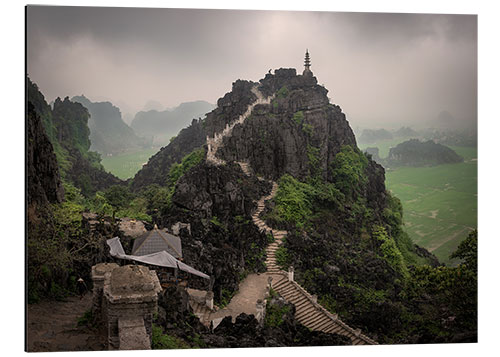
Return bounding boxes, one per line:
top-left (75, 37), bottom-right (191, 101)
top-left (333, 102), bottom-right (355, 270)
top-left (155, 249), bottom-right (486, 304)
top-left (369, 141), bottom-right (477, 265)
top-left (101, 148), bottom-right (159, 180)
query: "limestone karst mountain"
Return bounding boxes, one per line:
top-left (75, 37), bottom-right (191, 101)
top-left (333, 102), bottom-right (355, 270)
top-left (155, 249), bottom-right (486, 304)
top-left (386, 139), bottom-right (464, 167)
top-left (72, 95), bottom-right (149, 155)
top-left (131, 100), bottom-right (215, 146)
top-left (28, 78), bottom-right (122, 196)
top-left (128, 61), bottom-right (458, 344)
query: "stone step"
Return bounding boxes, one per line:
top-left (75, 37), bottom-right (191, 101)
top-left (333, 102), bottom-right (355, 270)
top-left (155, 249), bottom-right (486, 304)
top-left (278, 285), bottom-right (298, 296)
top-left (272, 279), bottom-right (289, 290)
top-left (295, 305), bottom-right (318, 320)
top-left (298, 312), bottom-right (324, 327)
top-left (299, 311), bottom-right (325, 326)
top-left (324, 324), bottom-right (342, 334)
top-left (305, 317), bottom-right (329, 331)
top-left (280, 286), bottom-right (303, 299)
top-left (289, 295), bottom-right (310, 308)
top-left (295, 305), bottom-right (318, 319)
top-left (285, 293), bottom-right (309, 306)
top-left (274, 278), bottom-right (290, 286)
top-left (312, 318), bottom-right (333, 331)
top-left (352, 338), bottom-right (365, 346)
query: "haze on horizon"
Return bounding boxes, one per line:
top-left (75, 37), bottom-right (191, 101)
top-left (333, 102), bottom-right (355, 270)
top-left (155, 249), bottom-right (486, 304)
top-left (27, 6), bottom-right (477, 129)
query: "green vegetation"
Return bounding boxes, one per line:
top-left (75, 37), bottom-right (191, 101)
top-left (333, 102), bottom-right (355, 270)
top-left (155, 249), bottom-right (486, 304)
top-left (266, 174), bottom-right (315, 229)
top-left (101, 148), bottom-right (158, 180)
top-left (134, 148), bottom-right (205, 219)
top-left (264, 300), bottom-right (291, 328)
top-left (28, 77), bottom-right (120, 197)
top-left (274, 244), bottom-right (290, 269)
top-left (276, 85), bottom-right (289, 98)
top-left (360, 135), bottom-right (477, 265)
top-left (217, 288), bottom-right (236, 309)
top-left (77, 309), bottom-right (95, 327)
top-left (167, 148), bottom-right (205, 188)
top-left (265, 172), bottom-right (345, 230)
top-left (151, 324), bottom-right (189, 349)
top-left (245, 242), bottom-right (266, 271)
top-left (291, 110), bottom-right (304, 126)
top-left (329, 145), bottom-right (368, 198)
top-left (103, 185), bottom-right (133, 220)
top-left (306, 144), bottom-right (321, 177)
top-left (385, 146), bottom-right (477, 264)
top-left (302, 123), bottom-right (314, 136)
top-left (372, 226), bottom-right (408, 277)
top-left (403, 230), bottom-right (477, 338)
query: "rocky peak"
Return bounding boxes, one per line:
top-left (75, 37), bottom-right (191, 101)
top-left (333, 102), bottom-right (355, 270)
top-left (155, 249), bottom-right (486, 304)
top-left (215, 68), bottom-right (357, 181)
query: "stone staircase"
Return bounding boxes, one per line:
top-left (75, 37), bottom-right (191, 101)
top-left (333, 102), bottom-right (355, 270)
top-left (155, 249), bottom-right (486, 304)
top-left (249, 180), bottom-right (377, 345)
top-left (206, 85), bottom-right (274, 166)
top-left (250, 181), bottom-right (288, 274)
top-left (271, 274), bottom-right (377, 345)
top-left (200, 81), bottom-right (377, 345)
top-left (237, 161), bottom-right (252, 176)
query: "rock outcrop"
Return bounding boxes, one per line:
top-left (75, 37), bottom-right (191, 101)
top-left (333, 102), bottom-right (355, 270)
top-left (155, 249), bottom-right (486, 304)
top-left (217, 69), bottom-right (357, 181)
top-left (72, 95), bottom-right (148, 155)
top-left (131, 118), bottom-right (206, 190)
top-left (27, 78), bottom-right (123, 196)
top-left (27, 101), bottom-right (64, 205)
top-left (386, 139), bottom-right (464, 167)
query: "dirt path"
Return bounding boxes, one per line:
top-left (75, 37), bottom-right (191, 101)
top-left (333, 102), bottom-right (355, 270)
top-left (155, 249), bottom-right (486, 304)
top-left (209, 273), bottom-right (272, 322)
top-left (26, 293), bottom-right (106, 352)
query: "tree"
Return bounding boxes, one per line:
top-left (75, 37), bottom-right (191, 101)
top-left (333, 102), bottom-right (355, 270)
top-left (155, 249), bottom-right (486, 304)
top-left (103, 185), bottom-right (132, 220)
top-left (450, 230), bottom-right (477, 271)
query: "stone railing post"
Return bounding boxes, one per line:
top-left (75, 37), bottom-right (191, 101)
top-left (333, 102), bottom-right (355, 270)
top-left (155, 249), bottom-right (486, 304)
top-left (205, 291), bottom-right (214, 310)
top-left (288, 266), bottom-right (294, 282)
top-left (267, 276), bottom-right (273, 294)
top-left (255, 299), bottom-right (266, 326)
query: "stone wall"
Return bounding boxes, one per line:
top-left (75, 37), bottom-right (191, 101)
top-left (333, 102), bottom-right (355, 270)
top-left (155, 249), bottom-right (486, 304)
top-left (92, 264), bottom-right (162, 350)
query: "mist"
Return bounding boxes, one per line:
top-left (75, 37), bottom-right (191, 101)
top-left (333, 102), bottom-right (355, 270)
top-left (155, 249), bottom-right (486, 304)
top-left (27, 6), bottom-right (477, 129)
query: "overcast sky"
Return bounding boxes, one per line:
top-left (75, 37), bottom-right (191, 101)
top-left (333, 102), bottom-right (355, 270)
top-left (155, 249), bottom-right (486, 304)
top-left (26, 6), bottom-right (477, 128)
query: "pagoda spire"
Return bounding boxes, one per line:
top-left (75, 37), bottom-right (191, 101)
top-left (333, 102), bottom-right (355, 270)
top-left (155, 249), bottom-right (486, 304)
top-left (303, 49), bottom-right (312, 75)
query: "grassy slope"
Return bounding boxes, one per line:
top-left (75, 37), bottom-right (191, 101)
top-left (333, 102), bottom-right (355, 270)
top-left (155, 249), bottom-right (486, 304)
top-left (383, 145), bottom-right (477, 265)
top-left (101, 148), bottom-right (159, 180)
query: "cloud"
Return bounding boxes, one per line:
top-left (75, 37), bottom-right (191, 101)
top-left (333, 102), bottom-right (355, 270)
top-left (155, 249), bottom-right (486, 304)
top-left (26, 6), bottom-right (477, 128)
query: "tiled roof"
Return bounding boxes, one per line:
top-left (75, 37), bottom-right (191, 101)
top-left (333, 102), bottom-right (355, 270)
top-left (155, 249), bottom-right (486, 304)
top-left (132, 228), bottom-right (182, 258)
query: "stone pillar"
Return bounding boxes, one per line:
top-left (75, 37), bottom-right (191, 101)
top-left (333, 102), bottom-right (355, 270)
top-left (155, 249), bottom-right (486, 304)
top-left (288, 266), bottom-right (294, 282)
top-left (205, 291), bottom-right (214, 310)
top-left (91, 263), bottom-right (119, 321)
top-left (103, 265), bottom-right (162, 350)
top-left (255, 299), bottom-right (266, 326)
top-left (267, 276), bottom-right (273, 295)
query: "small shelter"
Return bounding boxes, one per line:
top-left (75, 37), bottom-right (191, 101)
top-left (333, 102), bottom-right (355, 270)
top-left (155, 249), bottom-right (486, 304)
top-left (132, 226), bottom-right (182, 259)
top-left (107, 237), bottom-right (209, 280)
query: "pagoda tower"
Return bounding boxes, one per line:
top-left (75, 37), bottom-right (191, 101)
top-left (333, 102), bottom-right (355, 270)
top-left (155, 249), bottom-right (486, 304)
top-left (303, 49), bottom-right (312, 76)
